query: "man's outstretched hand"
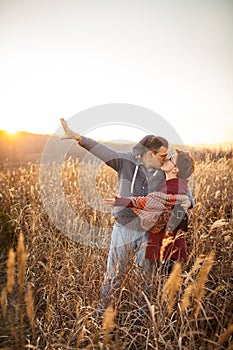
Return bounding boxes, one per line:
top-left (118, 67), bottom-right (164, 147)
top-left (60, 118), bottom-right (81, 140)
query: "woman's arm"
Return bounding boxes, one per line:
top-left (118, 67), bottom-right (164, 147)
top-left (103, 197), bottom-right (133, 207)
top-left (103, 195), bottom-right (147, 208)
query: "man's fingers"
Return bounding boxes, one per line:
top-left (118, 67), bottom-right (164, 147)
top-left (60, 118), bottom-right (69, 131)
top-left (60, 119), bottom-right (69, 139)
top-left (60, 118), bottom-right (80, 140)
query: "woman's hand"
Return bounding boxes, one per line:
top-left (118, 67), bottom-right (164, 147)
top-left (102, 198), bottom-right (116, 205)
top-left (181, 199), bottom-right (191, 212)
top-left (103, 194), bottom-right (119, 205)
top-left (60, 118), bottom-right (81, 140)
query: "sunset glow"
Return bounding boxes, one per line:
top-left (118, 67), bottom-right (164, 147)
top-left (6, 128), bottom-right (18, 136)
top-left (0, 1), bottom-right (233, 145)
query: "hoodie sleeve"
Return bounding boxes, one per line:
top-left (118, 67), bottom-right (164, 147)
top-left (78, 136), bottom-right (130, 171)
top-left (187, 188), bottom-right (195, 208)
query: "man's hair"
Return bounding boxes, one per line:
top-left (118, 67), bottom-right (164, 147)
top-left (133, 135), bottom-right (168, 155)
top-left (176, 149), bottom-right (195, 179)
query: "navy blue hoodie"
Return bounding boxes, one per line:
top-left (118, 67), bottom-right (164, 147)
top-left (79, 136), bottom-right (166, 229)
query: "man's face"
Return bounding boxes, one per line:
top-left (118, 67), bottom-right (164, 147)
top-left (152, 146), bottom-right (168, 167)
top-left (143, 146), bottom-right (168, 168)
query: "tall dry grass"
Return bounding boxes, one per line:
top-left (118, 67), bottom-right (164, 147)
top-left (0, 149), bottom-right (232, 349)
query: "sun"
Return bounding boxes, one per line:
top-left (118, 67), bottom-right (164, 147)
top-left (6, 127), bottom-right (19, 135)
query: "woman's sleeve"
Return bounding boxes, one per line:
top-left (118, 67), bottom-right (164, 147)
top-left (114, 197), bottom-right (133, 207)
top-left (114, 196), bottom-right (147, 208)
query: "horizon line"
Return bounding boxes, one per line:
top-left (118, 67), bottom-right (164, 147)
top-left (1, 129), bottom-right (233, 148)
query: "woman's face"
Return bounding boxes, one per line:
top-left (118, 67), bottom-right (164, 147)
top-left (161, 154), bottom-right (177, 173)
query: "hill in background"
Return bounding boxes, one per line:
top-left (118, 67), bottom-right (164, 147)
top-left (0, 131), bottom-right (134, 166)
top-left (0, 131), bottom-right (232, 166)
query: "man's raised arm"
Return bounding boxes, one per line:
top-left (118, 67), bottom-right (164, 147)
top-left (60, 118), bottom-right (127, 171)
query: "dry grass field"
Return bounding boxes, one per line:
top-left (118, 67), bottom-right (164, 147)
top-left (0, 146), bottom-right (232, 349)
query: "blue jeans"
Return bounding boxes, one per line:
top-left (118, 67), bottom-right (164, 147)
top-left (100, 221), bottom-right (148, 309)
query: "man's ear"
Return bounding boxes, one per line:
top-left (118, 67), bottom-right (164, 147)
top-left (148, 150), bottom-right (154, 157)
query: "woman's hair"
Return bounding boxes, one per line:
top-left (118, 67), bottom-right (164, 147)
top-left (176, 149), bottom-right (195, 178)
top-left (133, 135), bottom-right (169, 156)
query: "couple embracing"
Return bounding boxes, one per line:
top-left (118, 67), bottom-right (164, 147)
top-left (61, 119), bottom-right (195, 314)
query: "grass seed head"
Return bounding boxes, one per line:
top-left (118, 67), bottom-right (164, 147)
top-left (6, 248), bottom-right (15, 294)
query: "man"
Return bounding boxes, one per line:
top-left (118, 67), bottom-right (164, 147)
top-left (60, 118), bottom-right (191, 311)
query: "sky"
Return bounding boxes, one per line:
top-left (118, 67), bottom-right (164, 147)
top-left (0, 0), bottom-right (233, 145)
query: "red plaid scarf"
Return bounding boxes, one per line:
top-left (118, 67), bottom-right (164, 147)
top-left (130, 192), bottom-right (188, 233)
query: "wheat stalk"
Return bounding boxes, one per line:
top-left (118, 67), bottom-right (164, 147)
top-left (0, 286), bottom-right (7, 319)
top-left (17, 231), bottom-right (28, 293)
top-left (25, 282), bottom-right (34, 328)
top-left (160, 235), bottom-right (174, 261)
top-left (161, 262), bottom-right (183, 314)
top-left (218, 324), bottom-right (233, 346)
top-left (102, 304), bottom-right (117, 346)
top-left (6, 248), bottom-right (15, 294)
top-left (193, 252), bottom-right (215, 319)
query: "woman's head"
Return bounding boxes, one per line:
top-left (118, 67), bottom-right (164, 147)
top-left (161, 149), bottom-right (195, 179)
top-left (176, 149), bottom-right (195, 178)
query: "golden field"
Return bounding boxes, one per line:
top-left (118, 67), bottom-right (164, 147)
top-left (0, 146), bottom-right (232, 349)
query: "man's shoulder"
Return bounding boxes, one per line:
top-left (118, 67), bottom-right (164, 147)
top-left (119, 151), bottom-right (136, 162)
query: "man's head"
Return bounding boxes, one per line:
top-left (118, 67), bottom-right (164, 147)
top-left (133, 135), bottom-right (169, 169)
top-left (161, 149), bottom-right (195, 178)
